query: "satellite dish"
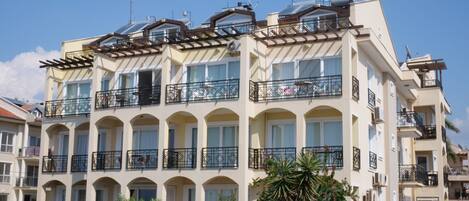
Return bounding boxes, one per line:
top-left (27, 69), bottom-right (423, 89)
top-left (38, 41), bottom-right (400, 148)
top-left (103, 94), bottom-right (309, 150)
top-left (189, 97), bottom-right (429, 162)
top-left (227, 40), bottom-right (241, 52)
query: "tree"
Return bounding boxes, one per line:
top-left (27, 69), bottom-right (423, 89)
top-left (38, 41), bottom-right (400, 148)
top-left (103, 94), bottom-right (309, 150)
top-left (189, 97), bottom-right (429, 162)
top-left (445, 118), bottom-right (460, 133)
top-left (253, 152), bottom-right (357, 201)
top-left (444, 118), bottom-right (460, 162)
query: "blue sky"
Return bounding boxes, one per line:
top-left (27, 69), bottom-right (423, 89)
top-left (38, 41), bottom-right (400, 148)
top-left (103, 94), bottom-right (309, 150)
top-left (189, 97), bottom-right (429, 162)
top-left (0, 0), bottom-right (468, 145)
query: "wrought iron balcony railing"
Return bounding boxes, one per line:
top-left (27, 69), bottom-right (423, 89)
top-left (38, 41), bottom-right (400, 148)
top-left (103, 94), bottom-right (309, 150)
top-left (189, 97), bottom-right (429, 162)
top-left (163, 148), bottom-right (197, 169)
top-left (353, 147), bottom-right (360, 171)
top-left (44, 97), bottom-right (91, 118)
top-left (254, 17), bottom-right (351, 37)
top-left (422, 79), bottom-right (442, 89)
top-left (42, 155), bottom-right (68, 173)
top-left (399, 164), bottom-right (427, 184)
top-left (249, 75), bottom-right (342, 102)
top-left (71, 155), bottom-right (88, 172)
top-left (126, 149), bottom-right (158, 170)
top-left (303, 146), bottom-right (343, 168)
top-left (369, 151), bottom-right (377, 169)
top-left (92, 151), bottom-right (122, 171)
top-left (149, 32), bottom-right (183, 43)
top-left (417, 125), bottom-right (437, 140)
top-left (449, 166), bottom-right (469, 176)
top-left (427, 171), bottom-right (439, 186)
top-left (16, 176), bottom-right (38, 187)
top-left (201, 147), bottom-right (238, 169)
top-left (352, 76), bottom-right (359, 101)
top-left (216, 22), bottom-right (255, 35)
top-left (18, 146), bottom-right (40, 157)
top-left (368, 89), bottom-right (376, 108)
top-left (166, 79), bottom-right (239, 104)
top-left (397, 111), bottom-right (425, 132)
top-left (95, 86), bottom-right (161, 109)
top-left (248, 147), bottom-right (297, 169)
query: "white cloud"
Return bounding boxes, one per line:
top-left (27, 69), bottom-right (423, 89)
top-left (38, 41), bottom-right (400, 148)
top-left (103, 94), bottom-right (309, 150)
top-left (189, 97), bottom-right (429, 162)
top-left (0, 47), bottom-right (60, 102)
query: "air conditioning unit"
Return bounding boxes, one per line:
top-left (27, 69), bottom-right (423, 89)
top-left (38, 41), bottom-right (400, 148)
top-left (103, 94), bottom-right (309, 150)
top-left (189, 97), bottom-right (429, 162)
top-left (372, 107), bottom-right (384, 124)
top-left (372, 173), bottom-right (387, 188)
top-left (226, 40), bottom-right (241, 54)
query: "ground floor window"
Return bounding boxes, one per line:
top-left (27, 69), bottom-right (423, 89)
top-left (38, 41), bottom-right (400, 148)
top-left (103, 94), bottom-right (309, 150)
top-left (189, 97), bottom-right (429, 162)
top-left (130, 188), bottom-right (157, 201)
top-left (205, 187), bottom-right (237, 201)
top-left (0, 194), bottom-right (7, 201)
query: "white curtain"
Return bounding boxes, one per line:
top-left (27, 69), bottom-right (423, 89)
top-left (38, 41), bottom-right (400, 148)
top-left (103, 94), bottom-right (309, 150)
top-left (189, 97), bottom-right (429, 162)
top-left (187, 65), bottom-right (205, 82)
top-left (306, 122), bottom-right (321, 147)
top-left (207, 64), bottom-right (226, 81)
top-left (323, 121), bottom-right (342, 146)
top-left (76, 135), bottom-right (88, 155)
top-left (272, 62), bottom-right (295, 80)
top-left (228, 61), bottom-right (240, 79)
top-left (207, 127), bottom-right (220, 147)
top-left (324, 57), bottom-right (342, 76)
top-left (299, 59), bottom-right (321, 78)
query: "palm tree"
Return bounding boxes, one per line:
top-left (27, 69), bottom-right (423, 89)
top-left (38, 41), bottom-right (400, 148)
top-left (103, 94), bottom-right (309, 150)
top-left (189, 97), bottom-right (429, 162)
top-left (253, 152), bottom-right (357, 201)
top-left (445, 118), bottom-right (460, 133)
top-left (444, 118), bottom-right (460, 162)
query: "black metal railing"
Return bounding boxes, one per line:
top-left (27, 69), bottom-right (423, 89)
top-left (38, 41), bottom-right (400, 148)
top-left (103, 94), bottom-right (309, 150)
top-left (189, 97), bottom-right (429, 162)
top-left (95, 86), bottom-right (161, 109)
top-left (352, 76), bottom-right (359, 101)
top-left (249, 148), bottom-right (297, 169)
top-left (201, 147), bottom-right (238, 169)
top-left (149, 31), bottom-right (183, 43)
top-left (91, 151), bottom-right (122, 171)
top-left (71, 155), bottom-right (88, 172)
top-left (449, 166), bottom-right (469, 176)
top-left (44, 97), bottom-right (91, 118)
top-left (42, 155), bottom-right (68, 173)
top-left (166, 79), bottom-right (239, 104)
top-left (353, 147), bottom-right (361, 171)
top-left (19, 146), bottom-right (40, 157)
top-left (417, 125), bottom-right (437, 140)
top-left (303, 146), bottom-right (343, 168)
top-left (422, 79), bottom-right (442, 89)
top-left (369, 151), bottom-right (377, 169)
top-left (127, 149), bottom-right (158, 169)
top-left (397, 111), bottom-right (425, 133)
top-left (16, 176), bottom-right (38, 187)
top-left (249, 75), bottom-right (342, 102)
top-left (254, 17), bottom-right (351, 37)
top-left (163, 148), bottom-right (197, 169)
top-left (399, 164), bottom-right (427, 184)
top-left (368, 89), bottom-right (376, 108)
top-left (216, 22), bottom-right (255, 35)
top-left (427, 171), bottom-right (439, 186)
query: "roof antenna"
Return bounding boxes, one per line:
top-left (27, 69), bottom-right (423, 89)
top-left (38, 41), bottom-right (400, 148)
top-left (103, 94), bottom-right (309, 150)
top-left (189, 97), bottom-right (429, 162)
top-left (405, 45), bottom-right (413, 60)
top-left (129, 0), bottom-right (133, 24)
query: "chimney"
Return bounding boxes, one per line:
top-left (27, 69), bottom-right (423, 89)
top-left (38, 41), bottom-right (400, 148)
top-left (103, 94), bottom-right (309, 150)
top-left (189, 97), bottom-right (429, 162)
top-left (267, 12), bottom-right (279, 27)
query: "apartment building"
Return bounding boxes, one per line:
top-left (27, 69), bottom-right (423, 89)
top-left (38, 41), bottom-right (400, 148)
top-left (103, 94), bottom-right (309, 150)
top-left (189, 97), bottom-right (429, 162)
top-left (37, 0), bottom-right (451, 200)
top-left (0, 98), bottom-right (42, 201)
top-left (446, 143), bottom-right (469, 201)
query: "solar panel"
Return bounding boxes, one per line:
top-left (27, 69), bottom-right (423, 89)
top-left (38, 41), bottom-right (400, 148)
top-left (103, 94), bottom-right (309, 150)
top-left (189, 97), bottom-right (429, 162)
top-left (123, 22), bottom-right (149, 34)
top-left (115, 24), bottom-right (134, 34)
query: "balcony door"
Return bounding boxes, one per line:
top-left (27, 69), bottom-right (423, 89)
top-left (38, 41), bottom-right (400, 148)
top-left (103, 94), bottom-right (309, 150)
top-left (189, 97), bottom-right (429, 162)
top-left (132, 127), bottom-right (158, 150)
top-left (267, 121), bottom-right (295, 148)
top-left (58, 132), bottom-right (69, 156)
top-left (75, 133), bottom-right (88, 155)
top-left (65, 82), bottom-right (91, 115)
top-left (207, 126), bottom-right (238, 148)
top-left (118, 73), bottom-right (136, 106)
top-left (306, 120), bottom-right (342, 147)
top-left (138, 71), bottom-right (153, 105)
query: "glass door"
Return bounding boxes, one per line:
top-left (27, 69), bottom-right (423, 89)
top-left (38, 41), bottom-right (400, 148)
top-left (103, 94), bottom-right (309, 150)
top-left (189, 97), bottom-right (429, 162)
top-left (187, 65), bottom-right (206, 101)
top-left (118, 73), bottom-right (136, 106)
top-left (75, 134), bottom-right (88, 155)
top-left (272, 62), bottom-right (295, 97)
top-left (58, 134), bottom-right (69, 156)
top-left (270, 123), bottom-right (295, 148)
top-left (207, 126), bottom-right (238, 167)
top-left (138, 71), bottom-right (153, 105)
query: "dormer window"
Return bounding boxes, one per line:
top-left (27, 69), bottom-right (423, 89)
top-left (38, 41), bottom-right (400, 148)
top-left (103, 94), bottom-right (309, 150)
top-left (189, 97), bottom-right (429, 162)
top-left (215, 13), bottom-right (253, 35)
top-left (149, 24), bottom-right (180, 42)
top-left (101, 37), bottom-right (125, 47)
top-left (300, 9), bottom-right (338, 31)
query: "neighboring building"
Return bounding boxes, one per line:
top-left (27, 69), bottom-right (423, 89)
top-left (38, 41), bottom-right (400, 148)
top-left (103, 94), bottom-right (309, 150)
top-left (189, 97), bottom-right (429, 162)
top-left (36, 0), bottom-right (451, 201)
top-left (0, 97), bottom-right (42, 201)
top-left (446, 143), bottom-right (469, 201)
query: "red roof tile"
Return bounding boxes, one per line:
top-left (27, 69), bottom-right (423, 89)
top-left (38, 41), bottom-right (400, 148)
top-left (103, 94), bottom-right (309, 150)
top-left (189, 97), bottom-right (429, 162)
top-left (0, 107), bottom-right (24, 121)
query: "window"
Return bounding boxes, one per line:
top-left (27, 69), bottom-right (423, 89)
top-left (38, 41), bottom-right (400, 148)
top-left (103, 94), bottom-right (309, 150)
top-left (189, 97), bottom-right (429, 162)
top-left (132, 127), bottom-right (158, 150)
top-left (149, 25), bottom-right (180, 42)
top-left (75, 134), bottom-right (89, 155)
top-left (273, 57), bottom-right (342, 80)
top-left (205, 187), bottom-right (237, 201)
top-left (101, 78), bottom-right (110, 91)
top-left (306, 120), bottom-right (342, 147)
top-left (186, 61), bottom-right (240, 83)
top-left (268, 122), bottom-right (295, 148)
top-left (29, 136), bottom-right (41, 147)
top-left (119, 73), bottom-right (135, 89)
top-left (130, 188), bottom-right (157, 201)
top-left (207, 126), bottom-right (238, 147)
top-left (368, 126), bottom-right (377, 153)
top-left (66, 82), bottom-right (91, 99)
top-left (0, 163), bottom-right (11, 183)
top-left (0, 132), bottom-right (14, 153)
top-left (301, 9), bottom-right (338, 31)
top-left (0, 194), bottom-right (7, 201)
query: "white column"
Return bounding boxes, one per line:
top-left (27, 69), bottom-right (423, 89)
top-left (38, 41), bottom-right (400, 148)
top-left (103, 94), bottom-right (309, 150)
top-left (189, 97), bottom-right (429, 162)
top-left (120, 185), bottom-right (130, 200)
top-left (158, 119), bottom-right (169, 170)
top-left (158, 184), bottom-right (167, 201)
top-left (195, 183), bottom-right (205, 201)
top-left (196, 116), bottom-right (207, 171)
top-left (86, 180), bottom-right (96, 201)
top-left (66, 184), bottom-right (73, 201)
top-left (121, 121), bottom-right (132, 173)
top-left (67, 127), bottom-right (75, 173)
top-left (238, 114), bottom-right (250, 201)
top-left (296, 112), bottom-right (306, 152)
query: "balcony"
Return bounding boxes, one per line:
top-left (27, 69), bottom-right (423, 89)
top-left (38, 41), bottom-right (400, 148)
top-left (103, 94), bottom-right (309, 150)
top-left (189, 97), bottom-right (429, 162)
top-left (95, 86), bottom-right (161, 110)
top-left (126, 149), bottom-right (158, 170)
top-left (91, 151), bottom-right (122, 171)
top-left (162, 148), bottom-right (197, 169)
top-left (352, 76), bottom-right (359, 101)
top-left (248, 148), bottom-right (297, 169)
top-left (216, 22), bottom-right (255, 35)
top-left (71, 155), bottom-right (88, 172)
top-left (42, 155), bottom-right (68, 173)
top-left (448, 166), bottom-right (469, 181)
top-left (18, 146), bottom-right (40, 158)
top-left (422, 79), bottom-right (442, 89)
top-left (16, 176), bottom-right (38, 188)
top-left (417, 125), bottom-right (437, 140)
top-left (302, 146), bottom-right (343, 168)
top-left (399, 164), bottom-right (427, 187)
top-left (201, 147), bottom-right (238, 169)
top-left (369, 151), bottom-right (377, 170)
top-left (367, 89), bottom-right (376, 108)
top-left (397, 111), bottom-right (424, 138)
top-left (249, 75), bottom-right (342, 102)
top-left (166, 79), bottom-right (239, 104)
top-left (44, 98), bottom-right (91, 118)
top-left (353, 147), bottom-right (361, 171)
